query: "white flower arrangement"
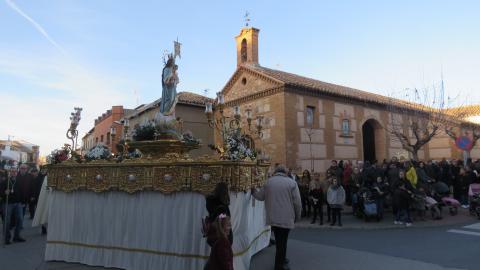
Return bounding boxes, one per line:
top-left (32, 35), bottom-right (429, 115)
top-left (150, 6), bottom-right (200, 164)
top-left (85, 145), bottom-right (111, 161)
top-left (224, 130), bottom-right (256, 161)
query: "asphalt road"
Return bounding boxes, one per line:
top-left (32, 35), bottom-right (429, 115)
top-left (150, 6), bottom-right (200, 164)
top-left (2, 219), bottom-right (479, 270)
top-left (250, 221), bottom-right (480, 270)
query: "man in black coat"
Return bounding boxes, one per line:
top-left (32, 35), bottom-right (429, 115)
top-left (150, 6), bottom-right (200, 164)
top-left (1, 164), bottom-right (33, 244)
top-left (327, 160), bottom-right (343, 182)
top-left (0, 168), bottom-right (7, 223)
top-left (361, 161), bottom-right (376, 188)
top-left (28, 168), bottom-right (44, 219)
top-left (393, 182), bottom-right (413, 226)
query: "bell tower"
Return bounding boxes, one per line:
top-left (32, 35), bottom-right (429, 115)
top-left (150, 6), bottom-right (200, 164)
top-left (235, 27), bottom-right (260, 67)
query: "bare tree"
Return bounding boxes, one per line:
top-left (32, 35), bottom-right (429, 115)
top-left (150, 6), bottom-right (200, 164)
top-left (386, 87), bottom-right (449, 161)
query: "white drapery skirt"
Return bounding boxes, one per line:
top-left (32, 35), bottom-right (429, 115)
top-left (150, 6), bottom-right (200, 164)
top-left (45, 190), bottom-right (270, 270)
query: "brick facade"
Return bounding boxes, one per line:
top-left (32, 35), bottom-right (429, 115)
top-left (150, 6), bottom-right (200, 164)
top-left (91, 106), bottom-right (127, 154)
top-left (217, 27), bottom-right (480, 173)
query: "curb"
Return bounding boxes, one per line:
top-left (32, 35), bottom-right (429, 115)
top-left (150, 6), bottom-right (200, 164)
top-left (294, 209), bottom-right (477, 230)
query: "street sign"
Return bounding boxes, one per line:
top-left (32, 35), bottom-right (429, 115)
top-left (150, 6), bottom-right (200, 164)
top-left (455, 136), bottom-right (473, 151)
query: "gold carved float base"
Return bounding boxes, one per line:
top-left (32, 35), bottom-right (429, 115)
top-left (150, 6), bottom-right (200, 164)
top-left (47, 159), bottom-right (269, 195)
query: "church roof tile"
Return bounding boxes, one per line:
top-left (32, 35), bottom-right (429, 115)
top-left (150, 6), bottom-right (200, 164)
top-left (247, 65), bottom-right (392, 104)
top-left (243, 65), bottom-right (432, 111)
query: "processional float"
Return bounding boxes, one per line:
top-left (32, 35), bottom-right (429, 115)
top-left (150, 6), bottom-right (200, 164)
top-left (44, 41), bottom-right (270, 270)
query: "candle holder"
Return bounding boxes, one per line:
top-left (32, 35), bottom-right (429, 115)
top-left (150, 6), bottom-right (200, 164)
top-left (66, 107), bottom-right (83, 151)
top-left (123, 119), bottom-right (130, 141)
top-left (255, 116), bottom-right (264, 138)
top-left (110, 126), bottom-right (117, 152)
top-left (205, 93), bottom-right (264, 159)
top-left (246, 108), bottom-right (253, 129)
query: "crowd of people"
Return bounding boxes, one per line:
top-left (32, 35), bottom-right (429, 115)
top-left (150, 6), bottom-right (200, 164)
top-left (4, 156), bottom-right (480, 269)
top-left (290, 157), bottom-right (480, 227)
top-left (0, 160), bottom-right (47, 245)
top-left (199, 158), bottom-right (480, 270)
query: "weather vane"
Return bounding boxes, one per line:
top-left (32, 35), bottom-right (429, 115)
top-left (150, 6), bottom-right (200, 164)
top-left (244, 11), bottom-right (250, 27)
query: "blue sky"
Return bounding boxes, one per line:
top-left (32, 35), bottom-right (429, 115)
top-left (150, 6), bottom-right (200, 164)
top-left (1, 0), bottom-right (480, 155)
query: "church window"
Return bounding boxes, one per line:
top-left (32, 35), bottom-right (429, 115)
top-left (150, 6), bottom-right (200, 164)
top-left (306, 106), bottom-right (315, 126)
top-left (242, 77), bottom-right (247, 85)
top-left (241, 39), bottom-right (247, 63)
top-left (342, 119), bottom-right (351, 136)
top-left (101, 135), bottom-right (104, 143)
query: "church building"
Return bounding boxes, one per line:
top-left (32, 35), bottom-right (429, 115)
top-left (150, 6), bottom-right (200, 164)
top-left (219, 27), bottom-right (480, 172)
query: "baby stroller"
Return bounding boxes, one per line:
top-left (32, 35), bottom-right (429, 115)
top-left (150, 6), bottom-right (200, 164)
top-left (468, 183), bottom-right (480, 219)
top-left (412, 193), bottom-right (426, 220)
top-left (357, 188), bottom-right (380, 222)
top-left (412, 192), bottom-right (442, 220)
top-left (440, 197), bottom-right (460, 216)
top-left (469, 194), bottom-right (480, 219)
top-left (431, 181), bottom-right (459, 216)
top-left (425, 195), bottom-right (442, 220)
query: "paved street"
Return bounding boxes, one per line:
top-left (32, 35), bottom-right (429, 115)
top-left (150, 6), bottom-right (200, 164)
top-left (252, 221), bottom-right (480, 270)
top-left (2, 213), bottom-right (480, 270)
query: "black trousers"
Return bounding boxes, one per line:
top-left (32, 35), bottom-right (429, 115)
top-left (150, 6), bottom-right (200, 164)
top-left (271, 226), bottom-right (290, 270)
top-left (29, 201), bottom-right (37, 219)
top-left (311, 202), bottom-right (323, 224)
top-left (301, 195), bottom-right (311, 217)
top-left (326, 203), bottom-right (332, 221)
top-left (331, 208), bottom-right (342, 225)
top-left (345, 185), bottom-right (351, 205)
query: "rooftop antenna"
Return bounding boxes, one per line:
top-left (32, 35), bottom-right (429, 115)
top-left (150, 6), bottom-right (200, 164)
top-left (440, 66), bottom-right (445, 109)
top-left (244, 11), bottom-right (250, 27)
top-left (134, 89), bottom-right (140, 106)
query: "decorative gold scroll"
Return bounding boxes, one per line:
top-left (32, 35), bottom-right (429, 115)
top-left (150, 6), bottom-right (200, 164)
top-left (47, 160), bottom-right (269, 195)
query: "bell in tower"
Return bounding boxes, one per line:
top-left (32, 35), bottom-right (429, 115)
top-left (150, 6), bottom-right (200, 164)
top-left (235, 27), bottom-right (260, 67)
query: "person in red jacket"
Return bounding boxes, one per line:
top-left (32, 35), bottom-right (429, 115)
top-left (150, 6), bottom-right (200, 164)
top-left (205, 214), bottom-right (233, 270)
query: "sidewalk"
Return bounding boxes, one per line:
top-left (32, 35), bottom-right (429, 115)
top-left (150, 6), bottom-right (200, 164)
top-left (295, 206), bottom-right (476, 230)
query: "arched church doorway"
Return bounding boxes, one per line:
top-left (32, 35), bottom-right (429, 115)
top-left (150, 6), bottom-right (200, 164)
top-left (362, 119), bottom-right (386, 163)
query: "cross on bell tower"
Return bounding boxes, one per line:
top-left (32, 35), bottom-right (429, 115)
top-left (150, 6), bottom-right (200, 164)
top-left (244, 11), bottom-right (250, 27)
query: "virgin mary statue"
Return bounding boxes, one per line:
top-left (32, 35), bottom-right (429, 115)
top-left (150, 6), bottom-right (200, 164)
top-left (159, 55), bottom-right (179, 115)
